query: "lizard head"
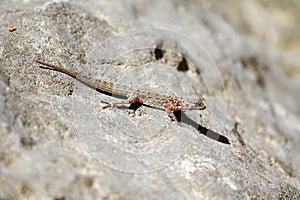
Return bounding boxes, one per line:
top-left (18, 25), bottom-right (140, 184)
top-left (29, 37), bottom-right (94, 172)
top-left (190, 98), bottom-right (206, 110)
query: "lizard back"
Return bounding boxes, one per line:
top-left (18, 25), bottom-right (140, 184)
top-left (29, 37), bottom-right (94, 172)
top-left (36, 60), bottom-right (206, 111)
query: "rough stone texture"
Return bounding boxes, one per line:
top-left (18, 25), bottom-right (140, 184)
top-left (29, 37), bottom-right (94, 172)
top-left (0, 0), bottom-right (299, 199)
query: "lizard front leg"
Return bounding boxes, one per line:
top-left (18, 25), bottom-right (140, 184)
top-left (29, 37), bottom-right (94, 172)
top-left (166, 109), bottom-right (179, 122)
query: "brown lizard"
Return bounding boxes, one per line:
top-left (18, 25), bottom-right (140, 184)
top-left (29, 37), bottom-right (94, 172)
top-left (35, 60), bottom-right (206, 121)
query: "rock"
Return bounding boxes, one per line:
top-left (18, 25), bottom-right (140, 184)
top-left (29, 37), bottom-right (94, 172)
top-left (0, 0), bottom-right (299, 199)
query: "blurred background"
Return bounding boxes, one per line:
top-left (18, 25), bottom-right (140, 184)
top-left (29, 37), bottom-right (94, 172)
top-left (210, 0), bottom-right (300, 77)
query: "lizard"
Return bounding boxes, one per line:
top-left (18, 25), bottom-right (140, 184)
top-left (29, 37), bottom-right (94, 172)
top-left (35, 60), bottom-right (206, 121)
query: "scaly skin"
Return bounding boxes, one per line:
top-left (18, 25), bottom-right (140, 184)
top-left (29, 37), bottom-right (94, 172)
top-left (36, 60), bottom-right (206, 120)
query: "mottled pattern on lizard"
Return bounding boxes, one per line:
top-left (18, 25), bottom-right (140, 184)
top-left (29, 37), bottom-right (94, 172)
top-left (36, 60), bottom-right (206, 121)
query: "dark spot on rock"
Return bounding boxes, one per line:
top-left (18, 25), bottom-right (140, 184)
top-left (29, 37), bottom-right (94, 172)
top-left (154, 48), bottom-right (165, 60)
top-left (153, 42), bottom-right (165, 60)
top-left (84, 177), bottom-right (94, 188)
top-left (195, 68), bottom-right (201, 75)
top-left (177, 57), bottom-right (189, 72)
top-left (68, 88), bottom-right (73, 95)
top-left (21, 184), bottom-right (31, 195)
top-left (240, 56), bottom-right (268, 88)
top-left (20, 136), bottom-right (36, 148)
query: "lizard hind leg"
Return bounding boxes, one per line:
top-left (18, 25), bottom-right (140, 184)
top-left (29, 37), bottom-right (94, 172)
top-left (101, 95), bottom-right (141, 109)
top-left (128, 101), bottom-right (143, 117)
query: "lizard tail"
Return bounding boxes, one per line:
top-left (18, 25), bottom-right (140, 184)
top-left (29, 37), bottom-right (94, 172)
top-left (36, 60), bottom-right (77, 78)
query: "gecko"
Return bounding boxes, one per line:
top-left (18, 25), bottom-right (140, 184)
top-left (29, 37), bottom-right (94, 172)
top-left (35, 60), bottom-right (206, 121)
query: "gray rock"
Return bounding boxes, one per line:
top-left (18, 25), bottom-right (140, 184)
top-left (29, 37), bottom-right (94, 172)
top-left (0, 0), bottom-right (299, 199)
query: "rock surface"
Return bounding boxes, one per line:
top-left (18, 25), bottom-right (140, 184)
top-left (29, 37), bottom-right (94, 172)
top-left (0, 0), bottom-right (299, 199)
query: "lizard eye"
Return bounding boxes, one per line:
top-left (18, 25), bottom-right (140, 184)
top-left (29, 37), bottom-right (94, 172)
top-left (194, 99), bottom-right (206, 110)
